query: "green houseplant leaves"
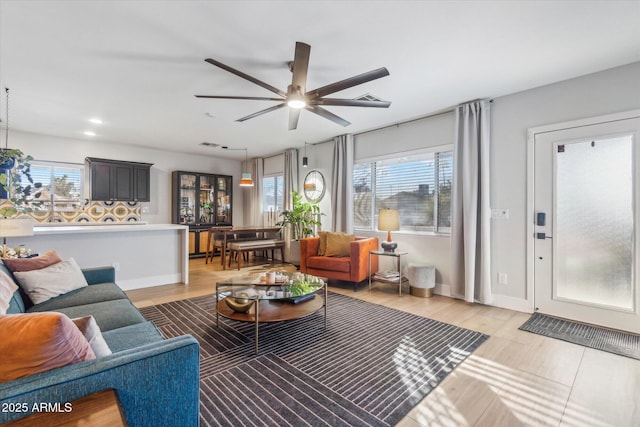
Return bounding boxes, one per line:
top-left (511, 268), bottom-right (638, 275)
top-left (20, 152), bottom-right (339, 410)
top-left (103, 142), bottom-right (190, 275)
top-left (276, 190), bottom-right (322, 240)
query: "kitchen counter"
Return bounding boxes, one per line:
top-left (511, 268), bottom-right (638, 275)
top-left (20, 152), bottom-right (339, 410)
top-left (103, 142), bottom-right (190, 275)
top-left (34, 223), bottom-right (185, 234)
top-left (15, 223), bottom-right (189, 289)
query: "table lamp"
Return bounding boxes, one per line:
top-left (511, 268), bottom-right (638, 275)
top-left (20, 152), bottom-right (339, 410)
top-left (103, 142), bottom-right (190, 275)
top-left (378, 209), bottom-right (399, 252)
top-left (0, 218), bottom-right (34, 258)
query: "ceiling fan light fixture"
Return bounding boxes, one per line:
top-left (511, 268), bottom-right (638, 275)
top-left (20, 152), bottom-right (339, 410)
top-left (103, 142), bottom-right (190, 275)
top-left (197, 42), bottom-right (390, 129)
top-left (287, 99), bottom-right (306, 109)
top-left (287, 85), bottom-right (306, 109)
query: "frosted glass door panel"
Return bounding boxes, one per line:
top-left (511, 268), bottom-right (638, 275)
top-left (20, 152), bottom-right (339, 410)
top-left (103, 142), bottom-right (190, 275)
top-left (555, 135), bottom-right (633, 310)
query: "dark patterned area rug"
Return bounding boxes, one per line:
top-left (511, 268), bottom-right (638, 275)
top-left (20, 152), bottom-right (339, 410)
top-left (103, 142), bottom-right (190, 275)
top-left (141, 292), bottom-right (488, 426)
top-left (519, 312), bottom-right (640, 360)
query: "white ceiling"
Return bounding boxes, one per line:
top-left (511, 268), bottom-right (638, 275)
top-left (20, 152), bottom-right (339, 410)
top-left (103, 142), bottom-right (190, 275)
top-left (0, 0), bottom-right (639, 161)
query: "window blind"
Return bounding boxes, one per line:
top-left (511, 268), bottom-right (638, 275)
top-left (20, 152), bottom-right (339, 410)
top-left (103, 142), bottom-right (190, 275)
top-left (353, 149), bottom-right (453, 233)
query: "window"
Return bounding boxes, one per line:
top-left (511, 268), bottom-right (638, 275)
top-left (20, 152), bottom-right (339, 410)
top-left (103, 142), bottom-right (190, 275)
top-left (353, 148), bottom-right (453, 234)
top-left (22, 162), bottom-right (83, 206)
top-left (263, 174), bottom-right (284, 212)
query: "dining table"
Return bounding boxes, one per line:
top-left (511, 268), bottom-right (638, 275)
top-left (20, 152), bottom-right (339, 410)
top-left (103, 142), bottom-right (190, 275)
top-left (207, 226), bottom-right (283, 269)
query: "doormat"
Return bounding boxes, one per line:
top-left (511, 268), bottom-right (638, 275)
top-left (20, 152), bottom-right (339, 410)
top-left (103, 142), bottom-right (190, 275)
top-left (519, 312), bottom-right (640, 360)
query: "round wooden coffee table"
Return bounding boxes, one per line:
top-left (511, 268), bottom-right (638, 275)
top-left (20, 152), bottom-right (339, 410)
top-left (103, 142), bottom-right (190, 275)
top-left (215, 272), bottom-right (327, 354)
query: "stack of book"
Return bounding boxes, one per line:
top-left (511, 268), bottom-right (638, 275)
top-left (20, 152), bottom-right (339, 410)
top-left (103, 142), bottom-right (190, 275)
top-left (373, 271), bottom-right (401, 283)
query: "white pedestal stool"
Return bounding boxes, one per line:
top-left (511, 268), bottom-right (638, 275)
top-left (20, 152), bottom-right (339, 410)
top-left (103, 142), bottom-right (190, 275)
top-left (407, 263), bottom-right (435, 298)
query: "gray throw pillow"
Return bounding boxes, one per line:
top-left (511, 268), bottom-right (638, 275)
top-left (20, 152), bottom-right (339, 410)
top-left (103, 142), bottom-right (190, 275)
top-left (14, 258), bottom-right (88, 305)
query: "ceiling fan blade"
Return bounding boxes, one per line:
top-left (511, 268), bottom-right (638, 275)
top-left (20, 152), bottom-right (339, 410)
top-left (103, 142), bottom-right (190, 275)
top-left (236, 103), bottom-right (287, 122)
top-left (306, 105), bottom-right (351, 127)
top-left (291, 42), bottom-right (311, 93)
top-left (204, 58), bottom-right (286, 97)
top-left (310, 98), bottom-right (391, 108)
top-left (195, 95), bottom-right (283, 101)
top-left (307, 67), bottom-right (390, 98)
top-left (288, 108), bottom-right (301, 130)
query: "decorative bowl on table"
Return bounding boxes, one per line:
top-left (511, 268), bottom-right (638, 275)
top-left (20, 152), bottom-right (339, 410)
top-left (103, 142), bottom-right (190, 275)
top-left (225, 293), bottom-right (254, 313)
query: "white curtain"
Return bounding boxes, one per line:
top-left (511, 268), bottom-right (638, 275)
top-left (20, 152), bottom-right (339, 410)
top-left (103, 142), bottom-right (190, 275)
top-left (283, 148), bottom-right (298, 210)
top-left (451, 100), bottom-right (492, 304)
top-left (242, 157), bottom-right (263, 226)
top-left (331, 134), bottom-right (354, 232)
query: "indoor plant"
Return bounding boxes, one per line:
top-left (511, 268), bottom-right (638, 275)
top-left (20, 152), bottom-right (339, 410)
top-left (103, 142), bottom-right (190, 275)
top-left (277, 190), bottom-right (323, 265)
top-left (0, 148), bottom-right (43, 218)
top-left (277, 190), bottom-right (322, 240)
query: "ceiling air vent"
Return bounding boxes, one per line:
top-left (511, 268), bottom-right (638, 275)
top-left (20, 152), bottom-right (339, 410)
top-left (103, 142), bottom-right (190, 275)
top-left (200, 142), bottom-right (220, 148)
top-left (354, 93), bottom-right (385, 102)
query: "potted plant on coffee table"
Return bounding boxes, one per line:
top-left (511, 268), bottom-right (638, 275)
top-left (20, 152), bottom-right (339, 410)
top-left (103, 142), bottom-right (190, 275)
top-left (277, 190), bottom-right (322, 266)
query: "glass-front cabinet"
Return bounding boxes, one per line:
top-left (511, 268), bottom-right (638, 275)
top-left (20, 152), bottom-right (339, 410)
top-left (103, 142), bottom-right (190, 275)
top-left (172, 171), bottom-right (233, 257)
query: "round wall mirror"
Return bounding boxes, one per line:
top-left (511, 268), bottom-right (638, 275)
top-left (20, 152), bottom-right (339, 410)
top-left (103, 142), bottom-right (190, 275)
top-left (303, 170), bottom-right (325, 203)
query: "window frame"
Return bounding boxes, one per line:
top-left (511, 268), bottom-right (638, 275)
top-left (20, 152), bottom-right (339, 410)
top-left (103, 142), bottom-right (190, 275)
top-left (25, 160), bottom-right (84, 207)
top-left (353, 144), bottom-right (454, 236)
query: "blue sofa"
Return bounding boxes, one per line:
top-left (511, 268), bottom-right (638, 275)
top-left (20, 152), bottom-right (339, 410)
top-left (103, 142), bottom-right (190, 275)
top-left (0, 262), bottom-right (200, 426)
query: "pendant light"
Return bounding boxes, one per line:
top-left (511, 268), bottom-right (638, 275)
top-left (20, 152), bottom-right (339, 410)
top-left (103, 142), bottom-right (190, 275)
top-left (239, 148), bottom-right (254, 187)
top-left (222, 146), bottom-right (254, 187)
top-left (302, 142), bottom-right (308, 168)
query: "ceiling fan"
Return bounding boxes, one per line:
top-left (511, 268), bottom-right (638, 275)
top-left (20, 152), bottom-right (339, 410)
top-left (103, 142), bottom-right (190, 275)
top-left (195, 41), bottom-right (391, 130)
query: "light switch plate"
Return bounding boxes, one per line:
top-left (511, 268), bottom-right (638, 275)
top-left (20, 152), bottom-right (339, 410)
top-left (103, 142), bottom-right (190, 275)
top-left (491, 208), bottom-right (510, 219)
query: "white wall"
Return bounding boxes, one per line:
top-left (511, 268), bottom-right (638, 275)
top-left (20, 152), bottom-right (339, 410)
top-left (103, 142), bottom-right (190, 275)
top-left (10, 131), bottom-right (243, 225)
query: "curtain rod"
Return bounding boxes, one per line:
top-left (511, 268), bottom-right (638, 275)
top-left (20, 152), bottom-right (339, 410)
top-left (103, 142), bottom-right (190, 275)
top-left (354, 98), bottom-right (493, 137)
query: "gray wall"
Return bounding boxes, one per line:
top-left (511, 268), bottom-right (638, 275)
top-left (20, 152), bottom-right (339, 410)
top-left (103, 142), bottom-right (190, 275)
top-left (306, 61), bottom-right (640, 310)
top-left (491, 61), bottom-right (640, 304)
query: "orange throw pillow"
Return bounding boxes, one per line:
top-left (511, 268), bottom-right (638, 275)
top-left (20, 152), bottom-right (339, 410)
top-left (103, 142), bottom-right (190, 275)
top-left (324, 233), bottom-right (355, 257)
top-left (2, 250), bottom-right (62, 273)
top-left (0, 312), bottom-right (96, 382)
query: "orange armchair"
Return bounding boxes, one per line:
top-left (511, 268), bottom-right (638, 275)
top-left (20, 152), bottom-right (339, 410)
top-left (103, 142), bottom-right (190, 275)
top-left (300, 236), bottom-right (379, 290)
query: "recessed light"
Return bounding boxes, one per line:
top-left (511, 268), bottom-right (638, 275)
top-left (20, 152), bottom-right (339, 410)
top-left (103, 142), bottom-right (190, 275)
top-left (89, 118), bottom-right (103, 125)
top-left (83, 131), bottom-right (96, 137)
top-left (204, 112), bottom-right (216, 119)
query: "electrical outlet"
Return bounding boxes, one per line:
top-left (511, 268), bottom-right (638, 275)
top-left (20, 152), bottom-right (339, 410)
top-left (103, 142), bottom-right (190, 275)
top-left (112, 262), bottom-right (120, 272)
top-left (498, 272), bottom-right (508, 285)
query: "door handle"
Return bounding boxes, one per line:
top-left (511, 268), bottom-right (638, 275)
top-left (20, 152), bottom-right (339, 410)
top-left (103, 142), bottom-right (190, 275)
top-left (536, 232), bottom-right (552, 240)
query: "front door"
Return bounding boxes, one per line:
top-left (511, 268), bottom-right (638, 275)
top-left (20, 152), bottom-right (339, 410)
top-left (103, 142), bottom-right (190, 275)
top-left (533, 115), bottom-right (640, 333)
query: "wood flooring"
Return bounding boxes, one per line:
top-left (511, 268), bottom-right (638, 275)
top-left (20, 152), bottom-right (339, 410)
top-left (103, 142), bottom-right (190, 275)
top-left (126, 257), bottom-right (640, 427)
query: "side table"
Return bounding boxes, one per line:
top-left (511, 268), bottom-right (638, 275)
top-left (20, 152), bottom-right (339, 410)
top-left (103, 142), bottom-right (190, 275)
top-left (369, 250), bottom-right (408, 295)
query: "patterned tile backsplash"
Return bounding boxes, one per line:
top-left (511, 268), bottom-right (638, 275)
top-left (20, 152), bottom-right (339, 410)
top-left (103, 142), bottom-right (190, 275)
top-left (0, 199), bottom-right (142, 224)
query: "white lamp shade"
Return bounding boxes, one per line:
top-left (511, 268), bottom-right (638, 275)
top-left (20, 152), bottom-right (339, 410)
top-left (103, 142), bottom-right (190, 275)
top-left (0, 218), bottom-right (34, 237)
top-left (378, 209), bottom-right (399, 231)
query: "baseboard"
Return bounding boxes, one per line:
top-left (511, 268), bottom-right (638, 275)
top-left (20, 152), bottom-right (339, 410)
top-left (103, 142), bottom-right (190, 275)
top-left (433, 283), bottom-right (451, 297)
top-left (490, 293), bottom-right (533, 313)
top-left (432, 283), bottom-right (532, 313)
top-left (117, 273), bottom-right (183, 290)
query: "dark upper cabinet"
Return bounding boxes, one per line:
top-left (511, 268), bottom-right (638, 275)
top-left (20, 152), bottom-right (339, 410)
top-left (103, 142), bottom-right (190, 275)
top-left (133, 165), bottom-right (150, 202)
top-left (85, 157), bottom-right (153, 202)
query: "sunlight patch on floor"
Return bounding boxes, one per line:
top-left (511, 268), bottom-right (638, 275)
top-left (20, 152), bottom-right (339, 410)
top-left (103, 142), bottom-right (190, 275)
top-left (407, 354), bottom-right (608, 427)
